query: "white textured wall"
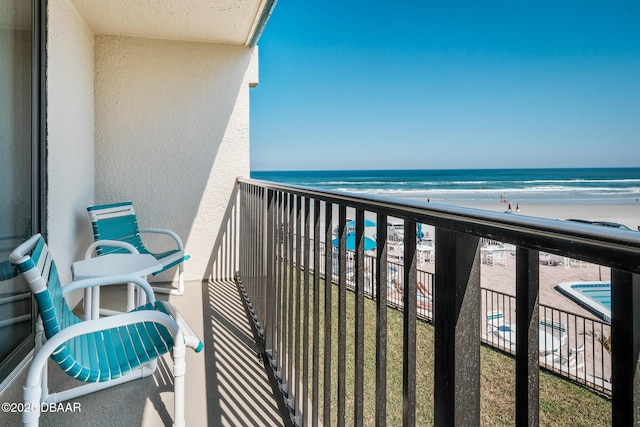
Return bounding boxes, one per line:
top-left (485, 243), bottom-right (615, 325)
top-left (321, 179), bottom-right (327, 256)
top-left (46, 0), bottom-right (96, 297)
top-left (94, 36), bottom-right (257, 281)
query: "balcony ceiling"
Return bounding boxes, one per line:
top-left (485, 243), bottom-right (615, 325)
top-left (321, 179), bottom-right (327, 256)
top-left (71, 0), bottom-right (271, 45)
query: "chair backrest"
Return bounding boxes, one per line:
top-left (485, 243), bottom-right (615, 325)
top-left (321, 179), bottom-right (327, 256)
top-left (87, 201), bottom-right (148, 255)
top-left (9, 234), bottom-right (99, 381)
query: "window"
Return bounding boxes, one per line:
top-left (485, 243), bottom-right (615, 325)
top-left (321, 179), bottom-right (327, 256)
top-left (0, 0), bottom-right (45, 386)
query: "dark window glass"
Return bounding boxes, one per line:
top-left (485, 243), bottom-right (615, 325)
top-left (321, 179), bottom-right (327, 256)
top-left (0, 0), bottom-right (38, 384)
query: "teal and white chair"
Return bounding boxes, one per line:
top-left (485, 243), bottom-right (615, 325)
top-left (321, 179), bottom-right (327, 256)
top-left (87, 201), bottom-right (190, 295)
top-left (10, 234), bottom-right (203, 427)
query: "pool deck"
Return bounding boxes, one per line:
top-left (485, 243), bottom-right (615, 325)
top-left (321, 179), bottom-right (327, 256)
top-left (419, 252), bottom-right (613, 389)
top-left (417, 252), bottom-right (612, 319)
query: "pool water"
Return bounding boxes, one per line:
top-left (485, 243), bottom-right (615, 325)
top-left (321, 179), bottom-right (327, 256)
top-left (556, 281), bottom-right (611, 323)
top-left (572, 283), bottom-right (611, 309)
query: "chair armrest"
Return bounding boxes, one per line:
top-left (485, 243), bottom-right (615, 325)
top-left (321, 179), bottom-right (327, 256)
top-left (139, 228), bottom-right (184, 250)
top-left (84, 240), bottom-right (139, 259)
top-left (62, 274), bottom-right (156, 304)
top-left (156, 301), bottom-right (204, 352)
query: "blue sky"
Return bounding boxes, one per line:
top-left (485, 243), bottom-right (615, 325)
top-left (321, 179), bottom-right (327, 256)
top-left (250, 1), bottom-right (640, 171)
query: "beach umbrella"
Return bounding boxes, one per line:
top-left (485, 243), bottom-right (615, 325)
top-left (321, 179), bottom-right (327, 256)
top-left (347, 218), bottom-right (377, 228)
top-left (332, 232), bottom-right (377, 251)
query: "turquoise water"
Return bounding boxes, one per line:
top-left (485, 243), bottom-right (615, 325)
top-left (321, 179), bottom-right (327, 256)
top-left (252, 167), bottom-right (640, 206)
top-left (572, 283), bottom-right (612, 310)
top-left (557, 282), bottom-right (612, 321)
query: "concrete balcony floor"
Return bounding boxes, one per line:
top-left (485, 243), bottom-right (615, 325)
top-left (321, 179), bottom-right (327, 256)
top-left (0, 279), bottom-right (288, 426)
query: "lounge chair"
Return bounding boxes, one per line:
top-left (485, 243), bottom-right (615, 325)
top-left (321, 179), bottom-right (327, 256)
top-left (10, 234), bottom-right (202, 427)
top-left (485, 310), bottom-right (517, 348)
top-left (539, 317), bottom-right (568, 346)
top-left (87, 201), bottom-right (190, 295)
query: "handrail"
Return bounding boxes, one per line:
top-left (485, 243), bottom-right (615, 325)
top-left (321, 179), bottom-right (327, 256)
top-left (238, 177), bottom-right (640, 273)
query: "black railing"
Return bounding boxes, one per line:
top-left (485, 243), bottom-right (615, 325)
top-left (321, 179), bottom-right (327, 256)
top-left (236, 178), bottom-right (640, 426)
top-left (481, 287), bottom-right (611, 395)
top-left (258, 235), bottom-right (611, 395)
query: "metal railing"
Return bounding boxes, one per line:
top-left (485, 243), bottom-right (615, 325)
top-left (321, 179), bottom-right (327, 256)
top-left (481, 287), bottom-right (611, 395)
top-left (236, 178), bottom-right (640, 426)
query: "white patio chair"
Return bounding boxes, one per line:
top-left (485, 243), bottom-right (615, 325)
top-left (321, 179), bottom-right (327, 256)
top-left (10, 234), bottom-right (202, 427)
top-left (87, 201), bottom-right (190, 295)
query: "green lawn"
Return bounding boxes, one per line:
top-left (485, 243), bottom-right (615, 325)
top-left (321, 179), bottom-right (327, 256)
top-left (286, 275), bottom-right (611, 426)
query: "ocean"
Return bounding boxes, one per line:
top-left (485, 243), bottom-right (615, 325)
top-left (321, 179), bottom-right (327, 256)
top-left (251, 168), bottom-right (640, 206)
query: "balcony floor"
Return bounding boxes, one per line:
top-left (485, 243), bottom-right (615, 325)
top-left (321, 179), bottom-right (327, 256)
top-left (0, 279), bottom-right (288, 426)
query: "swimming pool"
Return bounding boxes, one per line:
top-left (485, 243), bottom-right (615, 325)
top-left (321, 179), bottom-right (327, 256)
top-left (556, 281), bottom-right (611, 323)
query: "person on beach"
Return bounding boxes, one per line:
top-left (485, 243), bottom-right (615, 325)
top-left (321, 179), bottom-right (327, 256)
top-left (507, 203), bottom-right (512, 212)
top-left (516, 203), bottom-right (520, 213)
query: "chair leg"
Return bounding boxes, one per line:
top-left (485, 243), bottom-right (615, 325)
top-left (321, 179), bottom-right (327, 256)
top-left (152, 264), bottom-right (185, 296)
top-left (177, 263), bottom-right (184, 295)
top-left (23, 381), bottom-right (42, 427)
top-left (22, 342), bottom-right (50, 427)
top-left (172, 334), bottom-right (186, 427)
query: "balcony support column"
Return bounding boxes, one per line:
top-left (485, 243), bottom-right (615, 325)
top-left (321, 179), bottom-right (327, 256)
top-left (434, 229), bottom-right (481, 426)
top-left (611, 270), bottom-right (640, 426)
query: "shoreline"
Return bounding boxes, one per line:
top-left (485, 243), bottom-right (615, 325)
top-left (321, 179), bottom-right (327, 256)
top-left (452, 201), bottom-right (640, 231)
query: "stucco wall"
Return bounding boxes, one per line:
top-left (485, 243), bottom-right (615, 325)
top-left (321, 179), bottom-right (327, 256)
top-left (47, 0), bottom-right (96, 298)
top-left (94, 36), bottom-right (257, 281)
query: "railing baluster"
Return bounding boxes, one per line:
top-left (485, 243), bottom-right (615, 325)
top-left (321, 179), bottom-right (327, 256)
top-left (303, 197), bottom-right (311, 425)
top-left (337, 205), bottom-right (347, 426)
top-left (354, 210), bottom-right (365, 427)
top-left (294, 195), bottom-right (302, 421)
top-left (312, 199), bottom-right (321, 427)
top-left (323, 202), bottom-right (333, 425)
top-left (403, 220), bottom-right (417, 427)
top-left (287, 194), bottom-right (295, 408)
top-left (265, 189), bottom-right (275, 354)
top-left (375, 214), bottom-right (388, 427)
top-left (611, 270), bottom-right (640, 425)
top-left (515, 247), bottom-right (540, 426)
top-left (434, 229), bottom-right (481, 425)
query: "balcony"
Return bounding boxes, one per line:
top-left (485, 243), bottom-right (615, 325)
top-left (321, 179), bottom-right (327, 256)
top-left (1, 177), bottom-right (639, 426)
